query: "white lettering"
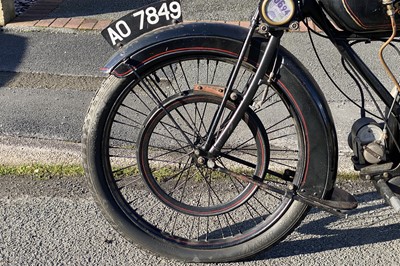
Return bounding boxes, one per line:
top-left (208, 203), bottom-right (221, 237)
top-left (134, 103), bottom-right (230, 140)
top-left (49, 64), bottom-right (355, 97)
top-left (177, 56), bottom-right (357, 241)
top-left (115, 21), bottom-right (132, 38)
top-left (107, 28), bottom-right (123, 46)
top-left (133, 10), bottom-right (145, 30)
top-left (106, 1), bottom-right (182, 47)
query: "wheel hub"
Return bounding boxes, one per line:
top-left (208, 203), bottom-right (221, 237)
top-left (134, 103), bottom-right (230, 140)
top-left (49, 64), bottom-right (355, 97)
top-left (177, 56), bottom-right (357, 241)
top-left (136, 92), bottom-right (269, 217)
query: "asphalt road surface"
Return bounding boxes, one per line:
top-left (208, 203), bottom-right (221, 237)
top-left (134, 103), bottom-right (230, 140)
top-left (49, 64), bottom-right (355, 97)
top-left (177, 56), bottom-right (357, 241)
top-left (1, 30), bottom-right (398, 171)
top-left (2, 2), bottom-right (400, 264)
top-left (1, 176), bottom-right (400, 265)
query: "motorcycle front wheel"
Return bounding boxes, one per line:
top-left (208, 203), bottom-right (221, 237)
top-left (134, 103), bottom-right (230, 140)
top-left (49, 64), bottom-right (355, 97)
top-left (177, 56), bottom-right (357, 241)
top-left (82, 51), bottom-right (311, 262)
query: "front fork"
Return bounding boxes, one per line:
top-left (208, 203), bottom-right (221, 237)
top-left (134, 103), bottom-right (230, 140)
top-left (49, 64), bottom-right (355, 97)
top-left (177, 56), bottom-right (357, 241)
top-left (202, 11), bottom-right (283, 157)
top-left (196, 13), bottom-right (359, 217)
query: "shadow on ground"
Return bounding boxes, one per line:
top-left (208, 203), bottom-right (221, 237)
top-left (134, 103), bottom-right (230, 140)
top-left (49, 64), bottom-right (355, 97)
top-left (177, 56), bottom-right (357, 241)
top-left (255, 190), bottom-right (400, 260)
top-left (0, 32), bottom-right (26, 87)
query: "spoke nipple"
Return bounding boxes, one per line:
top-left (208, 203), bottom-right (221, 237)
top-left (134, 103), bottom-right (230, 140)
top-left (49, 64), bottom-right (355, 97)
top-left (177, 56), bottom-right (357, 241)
top-left (194, 149), bottom-right (201, 156)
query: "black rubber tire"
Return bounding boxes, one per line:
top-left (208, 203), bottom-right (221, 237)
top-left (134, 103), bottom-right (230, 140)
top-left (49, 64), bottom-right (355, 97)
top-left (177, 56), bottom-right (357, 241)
top-left (82, 52), bottom-right (314, 262)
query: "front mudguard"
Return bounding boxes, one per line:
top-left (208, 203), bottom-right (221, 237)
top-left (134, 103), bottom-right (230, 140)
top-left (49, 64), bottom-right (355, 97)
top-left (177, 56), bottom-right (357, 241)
top-left (101, 22), bottom-right (338, 199)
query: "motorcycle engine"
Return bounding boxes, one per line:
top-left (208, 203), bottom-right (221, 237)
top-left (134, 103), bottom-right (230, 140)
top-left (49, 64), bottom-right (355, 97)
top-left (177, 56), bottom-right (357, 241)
top-left (348, 117), bottom-right (386, 166)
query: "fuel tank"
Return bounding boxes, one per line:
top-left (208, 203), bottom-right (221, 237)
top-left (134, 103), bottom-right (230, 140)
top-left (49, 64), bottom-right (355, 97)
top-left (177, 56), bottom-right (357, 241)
top-left (318, 0), bottom-right (400, 34)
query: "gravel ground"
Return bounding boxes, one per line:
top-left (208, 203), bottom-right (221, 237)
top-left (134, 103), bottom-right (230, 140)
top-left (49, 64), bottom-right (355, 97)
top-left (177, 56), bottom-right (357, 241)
top-left (1, 176), bottom-right (400, 265)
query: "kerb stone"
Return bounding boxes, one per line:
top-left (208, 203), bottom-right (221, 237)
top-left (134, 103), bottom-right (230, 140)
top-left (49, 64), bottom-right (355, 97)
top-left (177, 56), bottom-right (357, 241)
top-left (0, 0), bottom-right (15, 26)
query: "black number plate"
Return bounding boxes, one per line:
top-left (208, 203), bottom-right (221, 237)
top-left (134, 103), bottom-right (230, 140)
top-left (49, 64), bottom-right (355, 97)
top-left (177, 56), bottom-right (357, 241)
top-left (102, 0), bottom-right (182, 49)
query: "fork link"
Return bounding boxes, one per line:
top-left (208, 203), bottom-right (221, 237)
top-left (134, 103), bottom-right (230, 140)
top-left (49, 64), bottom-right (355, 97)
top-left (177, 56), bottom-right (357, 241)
top-left (208, 31), bottom-right (283, 157)
top-left (202, 10), bottom-right (260, 151)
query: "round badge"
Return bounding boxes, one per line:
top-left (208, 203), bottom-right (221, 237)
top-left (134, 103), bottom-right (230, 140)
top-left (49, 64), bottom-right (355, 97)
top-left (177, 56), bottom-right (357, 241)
top-left (261, 0), bottom-right (295, 26)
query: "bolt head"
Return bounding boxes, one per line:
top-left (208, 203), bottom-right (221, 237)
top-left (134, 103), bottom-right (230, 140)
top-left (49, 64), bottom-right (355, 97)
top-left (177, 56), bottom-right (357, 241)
top-left (230, 92), bottom-right (238, 101)
top-left (197, 157), bottom-right (205, 165)
top-left (383, 172), bottom-right (389, 178)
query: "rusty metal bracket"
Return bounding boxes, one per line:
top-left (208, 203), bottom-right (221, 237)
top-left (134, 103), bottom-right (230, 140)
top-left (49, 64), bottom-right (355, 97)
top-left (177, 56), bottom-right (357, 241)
top-left (194, 84), bottom-right (225, 97)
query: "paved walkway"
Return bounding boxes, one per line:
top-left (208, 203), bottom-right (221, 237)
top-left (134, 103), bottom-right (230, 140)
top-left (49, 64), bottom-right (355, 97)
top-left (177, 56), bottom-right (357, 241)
top-left (5, 0), bottom-right (317, 31)
top-left (7, 0), bottom-right (113, 30)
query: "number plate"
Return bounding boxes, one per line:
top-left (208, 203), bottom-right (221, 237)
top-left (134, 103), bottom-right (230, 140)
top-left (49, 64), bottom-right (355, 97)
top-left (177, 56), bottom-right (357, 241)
top-left (102, 0), bottom-right (182, 49)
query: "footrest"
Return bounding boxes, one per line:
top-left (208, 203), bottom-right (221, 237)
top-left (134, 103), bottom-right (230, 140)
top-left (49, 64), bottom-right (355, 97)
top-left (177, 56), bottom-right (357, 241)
top-left (296, 187), bottom-right (358, 217)
top-left (328, 187), bottom-right (359, 210)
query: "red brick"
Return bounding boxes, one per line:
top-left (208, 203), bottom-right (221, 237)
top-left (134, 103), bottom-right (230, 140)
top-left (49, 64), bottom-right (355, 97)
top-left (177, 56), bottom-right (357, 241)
top-left (225, 21), bottom-right (240, 26)
top-left (313, 23), bottom-right (322, 32)
top-left (78, 19), bottom-right (98, 30)
top-left (239, 21), bottom-right (250, 28)
top-left (299, 21), bottom-right (308, 32)
top-left (93, 19), bottom-right (113, 30)
top-left (35, 18), bottom-right (56, 27)
top-left (64, 18), bottom-right (84, 29)
top-left (7, 20), bottom-right (39, 27)
top-left (50, 18), bottom-right (70, 28)
top-left (183, 20), bottom-right (197, 24)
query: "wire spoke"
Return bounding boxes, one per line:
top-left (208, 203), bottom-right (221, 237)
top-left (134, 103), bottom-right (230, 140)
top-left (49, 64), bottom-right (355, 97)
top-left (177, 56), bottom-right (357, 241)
top-left (97, 55), bottom-right (307, 248)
